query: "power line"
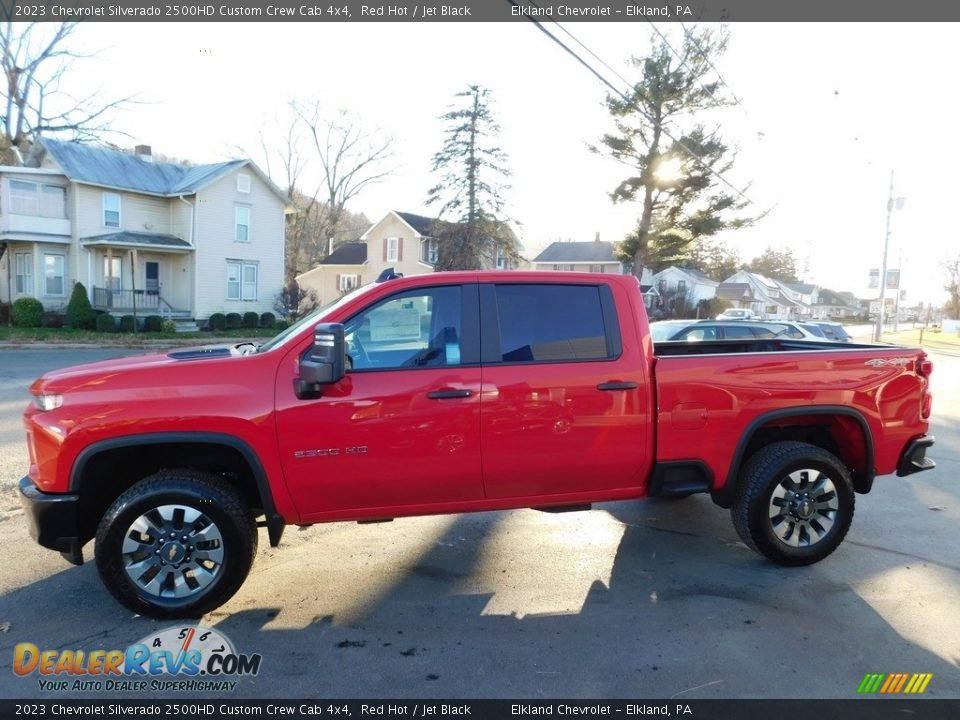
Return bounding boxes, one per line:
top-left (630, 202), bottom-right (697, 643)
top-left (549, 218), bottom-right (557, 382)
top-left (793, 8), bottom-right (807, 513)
top-left (679, 21), bottom-right (745, 109)
top-left (646, 21), bottom-right (728, 109)
top-left (508, 0), bottom-right (755, 207)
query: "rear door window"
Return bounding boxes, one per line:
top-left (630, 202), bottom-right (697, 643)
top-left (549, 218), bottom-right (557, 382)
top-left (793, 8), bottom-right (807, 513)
top-left (493, 284), bottom-right (614, 362)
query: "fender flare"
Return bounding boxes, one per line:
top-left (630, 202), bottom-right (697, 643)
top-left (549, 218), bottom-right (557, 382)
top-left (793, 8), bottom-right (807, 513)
top-left (711, 405), bottom-right (875, 508)
top-left (69, 431), bottom-right (285, 546)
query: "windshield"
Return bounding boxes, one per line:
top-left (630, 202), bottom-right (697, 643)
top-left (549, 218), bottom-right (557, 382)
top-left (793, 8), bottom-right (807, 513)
top-left (257, 282), bottom-right (379, 353)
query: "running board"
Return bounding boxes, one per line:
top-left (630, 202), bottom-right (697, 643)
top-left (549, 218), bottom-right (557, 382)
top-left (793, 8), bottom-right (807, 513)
top-left (534, 504), bottom-right (592, 513)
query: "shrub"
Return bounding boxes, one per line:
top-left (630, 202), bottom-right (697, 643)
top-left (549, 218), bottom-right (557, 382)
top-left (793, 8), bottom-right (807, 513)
top-left (260, 312), bottom-right (276, 328)
top-left (144, 315), bottom-right (163, 332)
top-left (96, 314), bottom-right (116, 333)
top-left (161, 320), bottom-right (178, 333)
top-left (208, 313), bottom-right (226, 331)
top-left (65, 282), bottom-right (96, 330)
top-left (42, 312), bottom-right (65, 328)
top-left (274, 320), bottom-right (289, 332)
top-left (12, 298), bottom-right (44, 328)
top-left (120, 315), bottom-right (137, 333)
top-left (225, 312), bottom-right (242, 330)
top-left (242, 311), bottom-right (259, 329)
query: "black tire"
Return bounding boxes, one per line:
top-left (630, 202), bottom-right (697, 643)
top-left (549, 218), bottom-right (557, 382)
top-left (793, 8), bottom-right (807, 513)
top-left (94, 470), bottom-right (258, 619)
top-left (731, 441), bottom-right (855, 566)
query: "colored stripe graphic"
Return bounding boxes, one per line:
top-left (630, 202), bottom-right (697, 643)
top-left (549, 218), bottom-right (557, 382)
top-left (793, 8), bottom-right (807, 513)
top-left (858, 674), bottom-right (885, 693)
top-left (858, 673), bottom-right (931, 694)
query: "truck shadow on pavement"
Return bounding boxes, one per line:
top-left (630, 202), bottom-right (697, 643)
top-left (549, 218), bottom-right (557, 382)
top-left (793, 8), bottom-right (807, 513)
top-left (1, 489), bottom-right (958, 700)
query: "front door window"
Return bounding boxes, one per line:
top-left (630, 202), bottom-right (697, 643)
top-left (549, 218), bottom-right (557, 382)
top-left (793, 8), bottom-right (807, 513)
top-left (104, 257), bottom-right (122, 291)
top-left (145, 261), bottom-right (160, 293)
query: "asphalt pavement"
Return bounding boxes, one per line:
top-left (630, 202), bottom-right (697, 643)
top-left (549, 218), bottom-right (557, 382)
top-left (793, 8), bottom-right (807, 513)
top-left (0, 346), bottom-right (957, 700)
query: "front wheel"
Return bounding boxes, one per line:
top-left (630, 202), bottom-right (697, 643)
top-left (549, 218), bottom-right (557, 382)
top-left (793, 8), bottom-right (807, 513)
top-left (732, 441), bottom-right (855, 566)
top-left (95, 470), bottom-right (258, 618)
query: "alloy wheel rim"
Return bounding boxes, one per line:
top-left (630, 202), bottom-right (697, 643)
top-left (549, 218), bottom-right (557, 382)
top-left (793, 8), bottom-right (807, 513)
top-left (768, 468), bottom-right (839, 548)
top-left (121, 504), bottom-right (225, 599)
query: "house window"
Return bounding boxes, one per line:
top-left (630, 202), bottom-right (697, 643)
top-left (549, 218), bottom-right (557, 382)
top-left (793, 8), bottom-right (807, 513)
top-left (237, 174), bottom-right (251, 193)
top-left (10, 180), bottom-right (66, 217)
top-left (552, 264), bottom-right (574, 271)
top-left (235, 206), bottom-right (251, 242)
top-left (103, 193), bottom-right (121, 227)
top-left (590, 264), bottom-right (603, 273)
top-left (15, 252), bottom-right (33, 294)
top-left (658, 278), bottom-right (667, 292)
top-left (227, 261), bottom-right (258, 301)
top-left (104, 256), bottom-right (122, 291)
top-left (339, 274), bottom-right (359, 291)
top-left (421, 238), bottom-right (438, 265)
top-left (44, 253), bottom-right (65, 296)
top-left (387, 237), bottom-right (399, 262)
top-left (677, 279), bottom-right (687, 294)
top-left (496, 248), bottom-right (508, 270)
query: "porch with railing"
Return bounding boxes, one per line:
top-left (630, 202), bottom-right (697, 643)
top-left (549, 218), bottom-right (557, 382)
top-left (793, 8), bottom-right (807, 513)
top-left (91, 287), bottom-right (186, 318)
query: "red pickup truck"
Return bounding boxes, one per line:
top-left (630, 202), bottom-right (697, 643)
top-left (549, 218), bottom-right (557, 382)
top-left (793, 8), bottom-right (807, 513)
top-left (19, 271), bottom-right (935, 618)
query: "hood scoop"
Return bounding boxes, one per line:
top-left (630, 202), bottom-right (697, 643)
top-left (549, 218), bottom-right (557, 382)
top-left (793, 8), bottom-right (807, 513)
top-left (168, 346), bottom-right (233, 361)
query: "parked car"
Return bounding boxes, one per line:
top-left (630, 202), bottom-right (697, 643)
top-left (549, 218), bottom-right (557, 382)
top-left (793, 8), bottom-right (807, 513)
top-left (815, 322), bottom-right (853, 342)
top-left (654, 320), bottom-right (780, 341)
top-left (716, 308), bottom-right (758, 320)
top-left (653, 320), bottom-right (837, 342)
top-left (20, 271), bottom-right (935, 618)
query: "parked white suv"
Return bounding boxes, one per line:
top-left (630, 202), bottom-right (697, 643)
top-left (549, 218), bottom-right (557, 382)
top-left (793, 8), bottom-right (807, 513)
top-left (716, 308), bottom-right (759, 320)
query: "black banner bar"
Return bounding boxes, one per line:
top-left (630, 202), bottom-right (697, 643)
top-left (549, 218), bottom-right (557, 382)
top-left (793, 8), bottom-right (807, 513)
top-left (2, 700), bottom-right (960, 720)
top-left (3, 0), bottom-right (960, 22)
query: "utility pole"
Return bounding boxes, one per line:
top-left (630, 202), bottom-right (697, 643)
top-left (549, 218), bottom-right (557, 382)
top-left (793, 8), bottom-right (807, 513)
top-left (893, 248), bottom-right (902, 333)
top-left (874, 172), bottom-right (905, 343)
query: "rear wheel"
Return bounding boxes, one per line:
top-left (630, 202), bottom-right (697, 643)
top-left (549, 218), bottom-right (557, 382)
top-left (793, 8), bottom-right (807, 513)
top-left (95, 470), bottom-right (257, 618)
top-left (732, 441), bottom-right (855, 566)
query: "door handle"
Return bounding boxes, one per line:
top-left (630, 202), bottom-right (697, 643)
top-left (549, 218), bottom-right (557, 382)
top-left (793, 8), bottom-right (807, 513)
top-left (596, 382), bottom-right (638, 391)
top-left (427, 389), bottom-right (473, 399)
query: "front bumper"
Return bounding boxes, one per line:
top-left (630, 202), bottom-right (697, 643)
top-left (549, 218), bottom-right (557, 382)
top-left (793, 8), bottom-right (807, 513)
top-left (897, 436), bottom-right (936, 477)
top-left (18, 476), bottom-right (84, 565)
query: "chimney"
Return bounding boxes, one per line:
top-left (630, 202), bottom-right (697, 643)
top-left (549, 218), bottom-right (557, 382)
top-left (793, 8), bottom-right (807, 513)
top-left (135, 144), bottom-right (153, 162)
top-left (594, 231), bottom-right (600, 242)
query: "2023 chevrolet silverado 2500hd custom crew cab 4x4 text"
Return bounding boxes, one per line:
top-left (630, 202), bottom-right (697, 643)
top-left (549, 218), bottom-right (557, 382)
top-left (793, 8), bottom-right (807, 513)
top-left (19, 271), bottom-right (935, 617)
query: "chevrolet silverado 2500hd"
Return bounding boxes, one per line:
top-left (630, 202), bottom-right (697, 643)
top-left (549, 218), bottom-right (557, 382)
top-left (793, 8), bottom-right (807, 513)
top-left (19, 271), bottom-right (935, 618)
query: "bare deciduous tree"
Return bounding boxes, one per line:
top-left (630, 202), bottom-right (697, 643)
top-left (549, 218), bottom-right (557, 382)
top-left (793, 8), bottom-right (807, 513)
top-left (255, 103), bottom-right (393, 280)
top-left (944, 256), bottom-right (960, 320)
top-left (1, 22), bottom-right (133, 152)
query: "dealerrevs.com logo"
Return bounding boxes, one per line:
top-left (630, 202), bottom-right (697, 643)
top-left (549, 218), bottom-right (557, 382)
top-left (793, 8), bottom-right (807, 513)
top-left (13, 626), bottom-right (261, 692)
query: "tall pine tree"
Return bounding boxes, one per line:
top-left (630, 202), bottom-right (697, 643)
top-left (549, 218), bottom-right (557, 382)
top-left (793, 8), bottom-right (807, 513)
top-left (594, 27), bottom-right (751, 278)
top-left (426, 85), bottom-right (520, 270)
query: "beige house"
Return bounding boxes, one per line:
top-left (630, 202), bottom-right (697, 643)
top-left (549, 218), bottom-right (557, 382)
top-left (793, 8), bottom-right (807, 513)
top-left (296, 211), bottom-right (440, 306)
top-left (297, 209), bottom-right (524, 305)
top-left (531, 239), bottom-right (625, 274)
top-left (0, 138), bottom-right (286, 323)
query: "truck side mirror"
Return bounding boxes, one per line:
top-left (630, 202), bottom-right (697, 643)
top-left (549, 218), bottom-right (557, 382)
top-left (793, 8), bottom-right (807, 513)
top-left (296, 323), bottom-right (345, 398)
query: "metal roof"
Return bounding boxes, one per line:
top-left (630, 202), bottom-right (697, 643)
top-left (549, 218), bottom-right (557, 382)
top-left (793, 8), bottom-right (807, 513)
top-left (40, 138), bottom-right (248, 196)
top-left (80, 231), bottom-right (192, 249)
top-left (533, 241), bottom-right (619, 263)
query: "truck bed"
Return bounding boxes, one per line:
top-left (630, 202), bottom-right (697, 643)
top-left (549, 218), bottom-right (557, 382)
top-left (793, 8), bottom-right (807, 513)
top-left (654, 338), bottom-right (878, 355)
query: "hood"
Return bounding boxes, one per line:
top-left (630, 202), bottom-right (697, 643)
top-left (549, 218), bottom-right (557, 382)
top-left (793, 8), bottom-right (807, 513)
top-left (30, 344), bottom-right (241, 395)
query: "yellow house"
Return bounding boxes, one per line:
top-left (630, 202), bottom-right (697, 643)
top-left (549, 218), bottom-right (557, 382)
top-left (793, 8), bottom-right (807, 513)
top-left (296, 211), bottom-right (440, 305)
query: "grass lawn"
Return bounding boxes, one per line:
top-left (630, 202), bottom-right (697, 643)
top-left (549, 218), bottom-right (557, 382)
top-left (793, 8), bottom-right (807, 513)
top-left (881, 326), bottom-right (960, 348)
top-left (0, 326), bottom-right (281, 344)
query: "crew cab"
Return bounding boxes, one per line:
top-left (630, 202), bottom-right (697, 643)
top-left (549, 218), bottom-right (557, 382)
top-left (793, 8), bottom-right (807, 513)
top-left (19, 272), bottom-right (936, 618)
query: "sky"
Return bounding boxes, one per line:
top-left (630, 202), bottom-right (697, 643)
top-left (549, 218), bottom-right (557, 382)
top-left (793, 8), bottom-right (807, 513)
top-left (47, 21), bottom-right (959, 305)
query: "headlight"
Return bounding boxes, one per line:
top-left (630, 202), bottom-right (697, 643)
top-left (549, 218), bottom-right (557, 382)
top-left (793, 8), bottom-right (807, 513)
top-left (33, 394), bottom-right (64, 411)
